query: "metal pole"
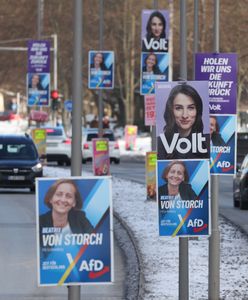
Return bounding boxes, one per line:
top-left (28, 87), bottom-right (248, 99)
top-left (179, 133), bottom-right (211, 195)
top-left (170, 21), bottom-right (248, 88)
top-left (98, 0), bottom-right (104, 137)
top-left (151, 0), bottom-right (158, 151)
top-left (52, 34), bottom-right (58, 91)
top-left (52, 34), bottom-right (58, 126)
top-left (208, 0), bottom-right (220, 299)
top-left (179, 1), bottom-right (188, 300)
top-left (37, 0), bottom-right (44, 39)
top-left (69, 1), bottom-right (83, 298)
top-left (193, 0), bottom-right (199, 79)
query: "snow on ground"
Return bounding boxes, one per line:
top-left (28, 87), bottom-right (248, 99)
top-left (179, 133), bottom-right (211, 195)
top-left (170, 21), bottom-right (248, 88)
top-left (44, 136), bottom-right (248, 300)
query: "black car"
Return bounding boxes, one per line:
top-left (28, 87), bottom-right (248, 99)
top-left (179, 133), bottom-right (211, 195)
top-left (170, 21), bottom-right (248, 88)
top-left (0, 134), bottom-right (43, 192)
top-left (233, 153), bottom-right (248, 209)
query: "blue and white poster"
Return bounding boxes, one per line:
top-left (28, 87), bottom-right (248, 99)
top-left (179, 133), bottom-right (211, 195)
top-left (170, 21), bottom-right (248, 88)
top-left (140, 52), bottom-right (169, 95)
top-left (157, 159), bottom-right (210, 237)
top-left (27, 73), bottom-right (50, 106)
top-left (210, 115), bottom-right (236, 175)
top-left (36, 177), bottom-right (113, 286)
top-left (88, 51), bottom-right (114, 89)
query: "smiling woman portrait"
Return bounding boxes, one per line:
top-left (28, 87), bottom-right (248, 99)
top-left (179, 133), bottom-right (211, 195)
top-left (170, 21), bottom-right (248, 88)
top-left (142, 10), bottom-right (168, 52)
top-left (157, 84), bottom-right (210, 160)
top-left (39, 179), bottom-right (93, 244)
top-left (158, 160), bottom-right (197, 201)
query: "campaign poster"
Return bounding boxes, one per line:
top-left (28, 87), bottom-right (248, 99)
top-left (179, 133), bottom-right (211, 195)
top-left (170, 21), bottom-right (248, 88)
top-left (88, 51), bottom-right (114, 89)
top-left (28, 40), bottom-right (50, 73)
top-left (146, 151), bottom-right (157, 200)
top-left (195, 53), bottom-right (237, 114)
top-left (36, 177), bottom-right (113, 286)
top-left (124, 125), bottom-right (138, 150)
top-left (31, 128), bottom-right (46, 158)
top-left (155, 81), bottom-right (210, 160)
top-left (92, 139), bottom-right (110, 176)
top-left (157, 159), bottom-right (210, 237)
top-left (140, 52), bottom-right (169, 95)
top-left (141, 9), bottom-right (169, 53)
top-left (27, 73), bottom-right (50, 106)
top-left (210, 115), bottom-right (237, 175)
top-left (145, 94), bottom-right (156, 126)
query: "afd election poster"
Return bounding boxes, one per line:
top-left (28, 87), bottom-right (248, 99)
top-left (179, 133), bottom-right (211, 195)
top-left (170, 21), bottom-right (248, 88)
top-left (141, 9), bottom-right (169, 53)
top-left (146, 151), bottom-right (157, 200)
top-left (155, 81), bottom-right (210, 160)
top-left (28, 40), bottom-right (50, 73)
top-left (140, 52), bottom-right (169, 95)
top-left (92, 139), bottom-right (110, 176)
top-left (157, 159), bottom-right (210, 237)
top-left (36, 177), bottom-right (113, 286)
top-left (88, 51), bottom-right (114, 89)
top-left (27, 73), bottom-right (50, 106)
top-left (210, 115), bottom-right (237, 175)
top-left (195, 53), bottom-right (237, 114)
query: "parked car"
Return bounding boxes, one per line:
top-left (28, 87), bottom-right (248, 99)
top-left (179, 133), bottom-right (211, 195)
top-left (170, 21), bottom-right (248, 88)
top-left (233, 153), bottom-right (248, 209)
top-left (44, 126), bottom-right (72, 166)
top-left (82, 128), bottom-right (120, 164)
top-left (0, 133), bottom-right (43, 192)
top-left (237, 132), bottom-right (248, 169)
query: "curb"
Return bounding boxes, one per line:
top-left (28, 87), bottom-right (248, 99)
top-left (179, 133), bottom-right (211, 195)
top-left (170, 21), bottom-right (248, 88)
top-left (113, 211), bottom-right (145, 300)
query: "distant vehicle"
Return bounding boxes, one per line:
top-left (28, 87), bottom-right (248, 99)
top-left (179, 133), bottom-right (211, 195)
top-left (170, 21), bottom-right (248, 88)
top-left (82, 128), bottom-right (120, 164)
top-left (0, 133), bottom-right (43, 192)
top-left (44, 126), bottom-right (72, 166)
top-left (233, 153), bottom-right (248, 210)
top-left (237, 132), bottom-right (248, 168)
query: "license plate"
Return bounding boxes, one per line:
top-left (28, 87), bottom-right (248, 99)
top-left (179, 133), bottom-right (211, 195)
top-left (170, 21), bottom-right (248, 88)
top-left (8, 176), bottom-right (25, 180)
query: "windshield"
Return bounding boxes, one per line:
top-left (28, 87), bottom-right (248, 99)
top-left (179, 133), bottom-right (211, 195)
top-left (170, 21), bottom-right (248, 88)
top-left (0, 143), bottom-right (37, 160)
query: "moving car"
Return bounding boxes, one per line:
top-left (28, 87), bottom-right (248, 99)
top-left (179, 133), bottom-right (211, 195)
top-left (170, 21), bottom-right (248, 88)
top-left (44, 126), bottom-right (72, 166)
top-left (0, 133), bottom-right (43, 192)
top-left (82, 128), bottom-right (120, 164)
top-left (233, 153), bottom-right (248, 209)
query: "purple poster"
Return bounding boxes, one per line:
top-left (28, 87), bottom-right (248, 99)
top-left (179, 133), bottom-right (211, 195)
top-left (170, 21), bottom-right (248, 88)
top-left (195, 53), bottom-right (237, 114)
top-left (141, 10), bottom-right (169, 53)
top-left (155, 81), bottom-right (210, 160)
top-left (28, 40), bottom-right (50, 73)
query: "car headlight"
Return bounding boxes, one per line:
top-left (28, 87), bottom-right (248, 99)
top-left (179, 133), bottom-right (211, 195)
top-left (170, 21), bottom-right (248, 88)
top-left (32, 162), bottom-right (43, 172)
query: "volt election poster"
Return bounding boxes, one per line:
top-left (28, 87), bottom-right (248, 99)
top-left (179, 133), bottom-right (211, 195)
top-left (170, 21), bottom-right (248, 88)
top-left (157, 159), bottom-right (210, 237)
top-left (36, 177), bottom-right (113, 286)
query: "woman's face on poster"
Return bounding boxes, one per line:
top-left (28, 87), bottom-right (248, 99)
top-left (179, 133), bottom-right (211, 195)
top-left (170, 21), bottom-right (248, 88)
top-left (49, 183), bottom-right (76, 215)
top-left (32, 74), bottom-right (40, 87)
top-left (146, 54), bottom-right (157, 68)
top-left (167, 164), bottom-right (185, 187)
top-left (94, 53), bottom-right (103, 66)
top-left (150, 16), bottom-right (164, 38)
top-left (210, 117), bottom-right (217, 135)
top-left (173, 93), bottom-right (197, 133)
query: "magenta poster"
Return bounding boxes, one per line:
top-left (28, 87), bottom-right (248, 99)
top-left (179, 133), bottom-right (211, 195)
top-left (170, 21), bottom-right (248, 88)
top-left (155, 81), bottom-right (210, 160)
top-left (141, 10), bottom-right (169, 53)
top-left (195, 53), bottom-right (237, 114)
top-left (92, 139), bottom-right (110, 176)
